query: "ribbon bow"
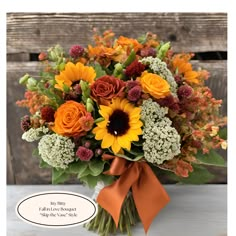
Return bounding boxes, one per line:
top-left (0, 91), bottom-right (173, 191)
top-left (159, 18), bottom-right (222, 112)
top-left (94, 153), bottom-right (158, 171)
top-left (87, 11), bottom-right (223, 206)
top-left (97, 154), bottom-right (170, 233)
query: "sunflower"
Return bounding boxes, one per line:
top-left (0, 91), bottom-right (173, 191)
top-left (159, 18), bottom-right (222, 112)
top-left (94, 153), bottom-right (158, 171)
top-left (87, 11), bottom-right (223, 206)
top-left (93, 98), bottom-right (143, 154)
top-left (55, 62), bottom-right (96, 90)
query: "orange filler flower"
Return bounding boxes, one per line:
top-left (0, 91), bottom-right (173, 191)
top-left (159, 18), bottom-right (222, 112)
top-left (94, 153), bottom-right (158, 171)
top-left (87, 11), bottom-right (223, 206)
top-left (172, 54), bottom-right (200, 84)
top-left (115, 36), bottom-right (143, 53)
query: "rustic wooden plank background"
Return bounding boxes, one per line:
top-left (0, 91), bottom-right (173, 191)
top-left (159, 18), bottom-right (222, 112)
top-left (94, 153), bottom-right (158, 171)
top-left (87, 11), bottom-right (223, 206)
top-left (7, 12), bottom-right (227, 184)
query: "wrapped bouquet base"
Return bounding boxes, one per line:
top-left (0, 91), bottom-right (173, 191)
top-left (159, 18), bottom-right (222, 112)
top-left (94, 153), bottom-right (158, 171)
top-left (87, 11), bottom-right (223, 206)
top-left (87, 155), bottom-right (170, 236)
top-left (87, 191), bottom-right (139, 236)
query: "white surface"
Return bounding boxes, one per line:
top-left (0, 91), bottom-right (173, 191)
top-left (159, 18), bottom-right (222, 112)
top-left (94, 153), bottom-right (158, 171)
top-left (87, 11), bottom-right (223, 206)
top-left (7, 185), bottom-right (227, 236)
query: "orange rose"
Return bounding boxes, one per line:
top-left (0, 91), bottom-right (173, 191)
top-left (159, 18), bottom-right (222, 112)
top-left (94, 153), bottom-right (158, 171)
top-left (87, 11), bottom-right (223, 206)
top-left (138, 72), bottom-right (170, 99)
top-left (53, 101), bottom-right (87, 137)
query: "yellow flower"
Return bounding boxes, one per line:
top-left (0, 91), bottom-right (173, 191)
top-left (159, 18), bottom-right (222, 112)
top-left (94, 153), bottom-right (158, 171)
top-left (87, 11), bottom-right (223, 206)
top-left (55, 62), bottom-right (96, 90)
top-left (92, 98), bottom-right (143, 154)
top-left (138, 71), bottom-right (170, 99)
top-left (221, 141), bottom-right (227, 150)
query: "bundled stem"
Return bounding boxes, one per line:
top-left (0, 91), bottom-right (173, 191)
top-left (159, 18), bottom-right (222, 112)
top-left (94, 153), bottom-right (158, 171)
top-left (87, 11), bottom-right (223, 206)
top-left (86, 193), bottom-right (139, 236)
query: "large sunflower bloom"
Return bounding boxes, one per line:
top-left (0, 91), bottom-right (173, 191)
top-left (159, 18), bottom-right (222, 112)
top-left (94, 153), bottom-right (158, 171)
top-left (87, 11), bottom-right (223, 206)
top-left (93, 98), bottom-right (143, 154)
top-left (55, 62), bottom-right (96, 90)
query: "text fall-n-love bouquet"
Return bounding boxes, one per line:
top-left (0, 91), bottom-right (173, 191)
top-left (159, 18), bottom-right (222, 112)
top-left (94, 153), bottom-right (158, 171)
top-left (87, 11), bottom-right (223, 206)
top-left (16, 29), bottom-right (227, 236)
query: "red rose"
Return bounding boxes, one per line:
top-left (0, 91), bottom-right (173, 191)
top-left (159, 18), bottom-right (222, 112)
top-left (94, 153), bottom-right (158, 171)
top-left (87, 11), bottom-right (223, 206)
top-left (90, 75), bottom-right (126, 105)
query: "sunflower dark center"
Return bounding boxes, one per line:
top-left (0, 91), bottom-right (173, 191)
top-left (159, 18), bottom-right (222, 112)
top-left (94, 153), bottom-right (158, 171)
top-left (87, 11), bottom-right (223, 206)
top-left (107, 109), bottom-right (130, 136)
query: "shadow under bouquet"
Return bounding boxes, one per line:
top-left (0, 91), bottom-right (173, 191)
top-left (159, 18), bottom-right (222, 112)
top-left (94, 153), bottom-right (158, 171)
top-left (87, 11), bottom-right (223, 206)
top-left (16, 29), bottom-right (227, 235)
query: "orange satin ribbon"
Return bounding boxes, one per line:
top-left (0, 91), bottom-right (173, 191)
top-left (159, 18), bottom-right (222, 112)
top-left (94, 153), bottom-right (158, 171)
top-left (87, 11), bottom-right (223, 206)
top-left (97, 154), bottom-right (170, 233)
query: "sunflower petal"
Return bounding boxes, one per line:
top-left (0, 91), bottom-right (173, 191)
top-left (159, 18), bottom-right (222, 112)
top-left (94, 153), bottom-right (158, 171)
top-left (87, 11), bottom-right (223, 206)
top-left (129, 107), bottom-right (141, 119)
top-left (99, 105), bottom-right (113, 116)
top-left (97, 120), bottom-right (108, 128)
top-left (93, 128), bottom-right (107, 140)
top-left (125, 131), bottom-right (140, 141)
top-left (130, 120), bottom-right (143, 129)
top-left (123, 103), bottom-right (134, 114)
top-left (117, 136), bottom-right (131, 150)
top-left (130, 128), bottom-right (143, 136)
top-left (101, 133), bottom-right (115, 149)
top-left (111, 138), bottom-right (121, 154)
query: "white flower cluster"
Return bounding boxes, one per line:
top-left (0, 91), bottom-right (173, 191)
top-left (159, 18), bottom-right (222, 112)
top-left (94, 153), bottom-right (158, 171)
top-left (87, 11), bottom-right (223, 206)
top-left (141, 99), bottom-right (181, 164)
top-left (139, 56), bottom-right (177, 95)
top-left (22, 127), bottom-right (49, 142)
top-left (38, 134), bottom-right (75, 169)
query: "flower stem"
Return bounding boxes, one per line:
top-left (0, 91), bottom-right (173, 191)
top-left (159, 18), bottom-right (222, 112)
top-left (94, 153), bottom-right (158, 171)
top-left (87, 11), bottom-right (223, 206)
top-left (85, 193), bottom-right (140, 235)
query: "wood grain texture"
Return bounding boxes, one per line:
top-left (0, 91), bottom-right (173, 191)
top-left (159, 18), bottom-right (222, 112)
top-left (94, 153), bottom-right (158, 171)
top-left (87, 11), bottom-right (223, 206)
top-left (7, 61), bottom-right (227, 184)
top-left (7, 12), bottom-right (227, 184)
top-left (7, 13), bottom-right (227, 54)
top-left (7, 140), bottom-right (15, 184)
top-left (7, 185), bottom-right (227, 236)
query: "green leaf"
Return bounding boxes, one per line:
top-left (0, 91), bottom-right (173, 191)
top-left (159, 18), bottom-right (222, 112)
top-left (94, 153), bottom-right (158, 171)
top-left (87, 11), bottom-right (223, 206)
top-left (176, 164), bottom-right (214, 184)
top-left (79, 174), bottom-right (100, 188)
top-left (39, 71), bottom-right (55, 80)
top-left (116, 153), bottom-right (143, 162)
top-left (219, 127), bottom-right (227, 140)
top-left (39, 159), bottom-right (51, 168)
top-left (39, 87), bottom-right (63, 105)
top-left (63, 84), bottom-right (70, 93)
top-left (52, 168), bottom-right (70, 184)
top-left (77, 167), bottom-right (92, 178)
top-left (93, 63), bottom-right (106, 79)
top-left (66, 161), bottom-right (88, 174)
top-left (80, 174), bottom-right (114, 188)
top-left (132, 141), bottom-right (143, 147)
top-left (123, 49), bottom-right (136, 67)
top-left (89, 160), bottom-right (106, 176)
top-left (196, 150), bottom-right (226, 167)
top-left (124, 148), bottom-right (144, 157)
top-left (99, 174), bottom-right (114, 185)
top-left (94, 117), bottom-right (105, 123)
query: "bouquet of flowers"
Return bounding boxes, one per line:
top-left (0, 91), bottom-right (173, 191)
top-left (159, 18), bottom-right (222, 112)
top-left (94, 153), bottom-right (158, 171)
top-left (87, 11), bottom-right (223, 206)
top-left (16, 29), bottom-right (227, 236)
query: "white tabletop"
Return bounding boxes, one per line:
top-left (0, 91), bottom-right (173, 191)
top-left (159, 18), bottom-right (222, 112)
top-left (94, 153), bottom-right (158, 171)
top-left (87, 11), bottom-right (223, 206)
top-left (7, 185), bottom-right (227, 236)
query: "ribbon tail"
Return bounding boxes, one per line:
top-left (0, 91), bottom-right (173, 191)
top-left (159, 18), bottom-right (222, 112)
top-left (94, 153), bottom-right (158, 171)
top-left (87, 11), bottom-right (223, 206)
top-left (97, 168), bottom-right (139, 227)
top-left (132, 162), bottom-right (170, 233)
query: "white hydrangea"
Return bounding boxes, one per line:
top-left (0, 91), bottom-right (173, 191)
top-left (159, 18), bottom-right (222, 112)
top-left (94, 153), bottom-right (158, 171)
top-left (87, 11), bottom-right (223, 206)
top-left (141, 99), bottom-right (181, 164)
top-left (139, 56), bottom-right (177, 95)
top-left (38, 134), bottom-right (75, 169)
top-left (22, 127), bottom-right (49, 142)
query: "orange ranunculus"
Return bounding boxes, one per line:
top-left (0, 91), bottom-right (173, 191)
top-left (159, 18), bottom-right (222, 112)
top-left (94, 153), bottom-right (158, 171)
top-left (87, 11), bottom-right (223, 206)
top-left (138, 72), bottom-right (170, 99)
top-left (52, 101), bottom-right (87, 137)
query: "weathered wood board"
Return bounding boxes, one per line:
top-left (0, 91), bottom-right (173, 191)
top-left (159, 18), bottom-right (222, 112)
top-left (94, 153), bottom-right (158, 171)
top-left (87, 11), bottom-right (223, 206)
top-left (7, 12), bottom-right (227, 116)
top-left (7, 13), bottom-right (227, 54)
top-left (7, 13), bottom-right (227, 184)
